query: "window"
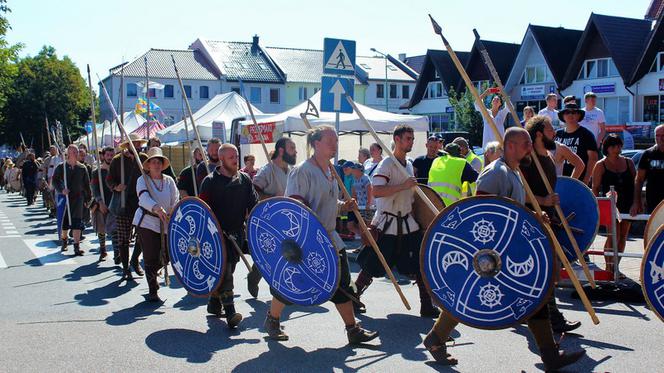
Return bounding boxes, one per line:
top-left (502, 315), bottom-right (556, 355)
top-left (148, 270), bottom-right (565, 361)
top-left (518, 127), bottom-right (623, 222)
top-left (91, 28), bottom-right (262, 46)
top-left (472, 80), bottom-right (489, 92)
top-left (257, 62), bottom-right (269, 71)
top-left (596, 96), bottom-right (629, 124)
top-left (402, 85), bottom-right (410, 99)
top-left (184, 85), bottom-right (192, 98)
top-left (579, 58), bottom-right (619, 79)
top-left (520, 65), bottom-right (552, 84)
top-left (231, 87), bottom-right (240, 94)
top-left (298, 87), bottom-right (308, 101)
top-left (387, 65), bottom-right (398, 71)
top-left (376, 84), bottom-right (384, 98)
top-left (163, 116), bottom-right (175, 126)
top-left (147, 88), bottom-right (156, 98)
top-left (649, 52), bottom-right (664, 73)
top-left (250, 87), bottom-right (261, 103)
top-left (239, 62), bottom-right (250, 69)
top-left (200, 86), bottom-right (209, 99)
top-left (423, 82), bottom-right (443, 99)
top-left (127, 83), bottom-right (137, 97)
top-left (389, 84), bottom-right (398, 99)
top-left (313, 87), bottom-right (320, 94)
top-left (164, 84), bottom-right (174, 98)
top-left (270, 88), bottom-right (279, 104)
top-left (360, 63), bottom-right (371, 69)
top-left (643, 95), bottom-right (664, 122)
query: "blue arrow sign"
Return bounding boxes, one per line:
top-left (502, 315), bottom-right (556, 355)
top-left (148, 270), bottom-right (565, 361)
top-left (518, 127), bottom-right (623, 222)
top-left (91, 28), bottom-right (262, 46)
top-left (323, 38), bottom-right (356, 76)
top-left (321, 76), bottom-right (354, 113)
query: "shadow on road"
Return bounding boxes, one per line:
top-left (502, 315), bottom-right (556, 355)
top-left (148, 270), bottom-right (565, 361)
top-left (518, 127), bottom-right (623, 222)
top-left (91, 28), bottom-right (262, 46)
top-left (75, 277), bottom-right (139, 307)
top-left (145, 318), bottom-right (261, 363)
top-left (105, 295), bottom-right (164, 325)
top-left (64, 261), bottom-right (117, 282)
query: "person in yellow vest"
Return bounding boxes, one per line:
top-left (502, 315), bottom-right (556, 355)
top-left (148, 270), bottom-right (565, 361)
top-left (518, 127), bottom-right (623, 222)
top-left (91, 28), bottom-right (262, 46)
top-left (428, 143), bottom-right (479, 206)
top-left (452, 137), bottom-right (483, 172)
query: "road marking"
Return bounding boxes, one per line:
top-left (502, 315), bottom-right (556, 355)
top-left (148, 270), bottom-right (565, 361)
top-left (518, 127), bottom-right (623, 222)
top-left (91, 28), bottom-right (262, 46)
top-left (0, 235), bottom-right (20, 238)
top-left (0, 252), bottom-right (6, 268)
top-left (24, 238), bottom-right (78, 266)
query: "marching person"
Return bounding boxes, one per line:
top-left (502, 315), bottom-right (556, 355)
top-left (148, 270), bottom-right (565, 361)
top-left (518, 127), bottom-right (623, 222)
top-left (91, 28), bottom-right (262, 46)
top-left (91, 146), bottom-right (115, 262)
top-left (147, 137), bottom-right (176, 179)
top-left (196, 137), bottom-right (222, 187)
top-left (592, 135), bottom-right (635, 276)
top-left (264, 125), bottom-right (378, 344)
top-left (46, 145), bottom-right (63, 217)
top-left (133, 147), bottom-right (178, 302)
top-left (240, 154), bottom-right (258, 180)
top-left (476, 87), bottom-right (509, 148)
top-left (363, 143), bottom-right (383, 177)
top-left (453, 137), bottom-right (483, 173)
top-left (554, 99), bottom-right (598, 186)
top-left (4, 159), bottom-right (20, 193)
top-left (579, 92), bottom-right (607, 148)
top-left (53, 144), bottom-right (92, 255)
top-left (483, 141), bottom-right (503, 165)
top-left (522, 116), bottom-right (582, 333)
top-left (200, 143), bottom-right (258, 329)
top-left (78, 147), bottom-right (93, 231)
top-left (631, 124), bottom-right (664, 215)
top-left (538, 93), bottom-right (560, 128)
top-left (177, 146), bottom-right (203, 198)
top-left (247, 137), bottom-right (297, 297)
top-left (77, 143), bottom-right (95, 167)
top-left (423, 127), bottom-right (586, 370)
top-left (413, 135), bottom-right (443, 185)
top-left (107, 133), bottom-right (148, 279)
top-left (21, 152), bottom-right (39, 205)
top-left (354, 125), bottom-right (440, 317)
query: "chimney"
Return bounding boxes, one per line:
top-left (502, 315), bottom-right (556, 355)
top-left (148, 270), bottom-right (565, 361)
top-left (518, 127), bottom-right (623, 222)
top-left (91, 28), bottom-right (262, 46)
top-left (398, 53), bottom-right (406, 62)
top-left (252, 34), bottom-right (259, 53)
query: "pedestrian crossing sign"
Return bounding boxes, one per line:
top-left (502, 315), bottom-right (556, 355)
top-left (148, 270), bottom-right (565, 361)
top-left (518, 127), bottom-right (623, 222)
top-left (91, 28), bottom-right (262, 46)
top-left (323, 38), bottom-right (356, 76)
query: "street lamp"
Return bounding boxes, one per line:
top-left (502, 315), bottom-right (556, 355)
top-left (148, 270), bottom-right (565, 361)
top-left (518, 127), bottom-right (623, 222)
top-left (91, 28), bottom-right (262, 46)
top-left (370, 48), bottom-right (389, 112)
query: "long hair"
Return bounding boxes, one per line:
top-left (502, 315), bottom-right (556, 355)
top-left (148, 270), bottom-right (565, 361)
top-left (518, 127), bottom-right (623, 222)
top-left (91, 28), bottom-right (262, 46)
top-left (306, 125), bottom-right (335, 155)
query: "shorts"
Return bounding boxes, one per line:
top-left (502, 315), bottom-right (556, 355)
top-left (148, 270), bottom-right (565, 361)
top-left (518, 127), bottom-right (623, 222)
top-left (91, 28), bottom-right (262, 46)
top-left (62, 217), bottom-right (84, 231)
top-left (358, 230), bottom-right (423, 278)
top-left (270, 249), bottom-right (353, 305)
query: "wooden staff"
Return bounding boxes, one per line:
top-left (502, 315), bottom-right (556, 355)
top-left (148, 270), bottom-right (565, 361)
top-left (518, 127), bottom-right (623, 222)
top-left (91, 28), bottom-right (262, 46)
top-left (119, 63), bottom-right (126, 209)
top-left (472, 28), bottom-right (596, 288)
top-left (171, 57), bottom-right (250, 269)
top-left (52, 124), bottom-right (72, 227)
top-left (19, 132), bottom-right (26, 149)
top-left (144, 56), bottom-right (151, 140)
top-left (428, 14), bottom-right (598, 324)
top-left (181, 96), bottom-right (198, 197)
top-left (299, 100), bottom-right (411, 310)
top-left (87, 64), bottom-right (105, 206)
top-left (98, 74), bottom-right (170, 286)
top-left (45, 115), bottom-right (52, 147)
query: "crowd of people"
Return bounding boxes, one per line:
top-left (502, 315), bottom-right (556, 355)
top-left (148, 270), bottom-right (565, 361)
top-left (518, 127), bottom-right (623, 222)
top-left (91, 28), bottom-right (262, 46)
top-left (0, 88), bottom-right (662, 371)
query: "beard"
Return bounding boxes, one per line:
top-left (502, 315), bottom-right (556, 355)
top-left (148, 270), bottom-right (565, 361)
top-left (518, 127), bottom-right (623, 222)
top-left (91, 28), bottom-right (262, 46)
top-left (520, 154), bottom-right (533, 167)
top-left (543, 136), bottom-right (557, 151)
top-left (222, 160), bottom-right (238, 174)
top-left (283, 152), bottom-right (296, 165)
top-left (209, 154), bottom-right (219, 163)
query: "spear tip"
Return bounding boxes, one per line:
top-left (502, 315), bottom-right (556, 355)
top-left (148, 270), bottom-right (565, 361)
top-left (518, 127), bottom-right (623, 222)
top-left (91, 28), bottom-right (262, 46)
top-left (473, 28), bottom-right (481, 40)
top-left (428, 14), bottom-right (442, 35)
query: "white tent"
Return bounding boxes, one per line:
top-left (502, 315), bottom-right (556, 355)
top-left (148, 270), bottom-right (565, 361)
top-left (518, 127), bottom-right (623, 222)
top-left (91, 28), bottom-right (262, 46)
top-left (239, 91), bottom-right (428, 134)
top-left (80, 112), bottom-right (146, 148)
top-left (157, 92), bottom-right (263, 144)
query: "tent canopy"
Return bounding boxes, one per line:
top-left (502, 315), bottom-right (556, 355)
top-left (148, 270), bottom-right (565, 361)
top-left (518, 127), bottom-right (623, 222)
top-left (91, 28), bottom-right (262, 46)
top-left (239, 91), bottom-right (429, 135)
top-left (157, 92), bottom-right (263, 144)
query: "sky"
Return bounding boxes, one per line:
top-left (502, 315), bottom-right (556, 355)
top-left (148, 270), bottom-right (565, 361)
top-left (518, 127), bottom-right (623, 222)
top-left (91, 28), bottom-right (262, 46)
top-left (6, 0), bottom-right (651, 86)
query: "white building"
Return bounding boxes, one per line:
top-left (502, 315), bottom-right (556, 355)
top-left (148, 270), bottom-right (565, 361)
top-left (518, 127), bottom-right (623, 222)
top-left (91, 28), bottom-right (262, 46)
top-left (357, 55), bottom-right (417, 113)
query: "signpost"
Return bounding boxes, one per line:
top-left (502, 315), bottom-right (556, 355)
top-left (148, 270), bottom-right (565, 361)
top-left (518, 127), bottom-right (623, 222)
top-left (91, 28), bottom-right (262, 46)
top-left (322, 37), bottom-right (356, 162)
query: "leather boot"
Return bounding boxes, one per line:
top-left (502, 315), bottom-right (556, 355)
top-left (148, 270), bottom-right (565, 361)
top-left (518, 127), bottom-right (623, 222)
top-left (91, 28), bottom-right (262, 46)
top-left (223, 302), bottom-right (242, 329)
top-left (548, 296), bottom-right (581, 333)
top-left (527, 318), bottom-right (586, 371)
top-left (60, 238), bottom-right (68, 252)
top-left (417, 273), bottom-right (440, 318)
top-left (423, 331), bottom-right (457, 365)
top-left (264, 313), bottom-right (289, 341)
top-left (346, 323), bottom-right (379, 345)
top-left (352, 271), bottom-right (372, 314)
top-left (247, 264), bottom-right (261, 298)
top-left (207, 296), bottom-right (224, 317)
top-left (98, 233), bottom-right (107, 261)
top-left (73, 243), bottom-right (84, 256)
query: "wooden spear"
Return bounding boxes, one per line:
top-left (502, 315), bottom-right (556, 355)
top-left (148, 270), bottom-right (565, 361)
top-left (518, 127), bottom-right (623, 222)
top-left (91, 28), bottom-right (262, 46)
top-left (87, 64), bottom-right (105, 206)
top-left (428, 14), bottom-right (598, 324)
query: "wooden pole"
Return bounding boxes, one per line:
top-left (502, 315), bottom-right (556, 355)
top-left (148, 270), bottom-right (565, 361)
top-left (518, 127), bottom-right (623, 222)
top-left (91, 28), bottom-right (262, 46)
top-left (144, 56), bottom-right (151, 141)
top-left (299, 101), bottom-right (411, 310)
top-left (119, 63), bottom-right (126, 209)
top-left (472, 28), bottom-right (596, 288)
top-left (52, 124), bottom-right (72, 226)
top-left (428, 14), bottom-right (598, 324)
top-left (181, 95), bottom-right (198, 196)
top-left (45, 115), bottom-right (52, 147)
top-left (87, 64), bottom-right (106, 206)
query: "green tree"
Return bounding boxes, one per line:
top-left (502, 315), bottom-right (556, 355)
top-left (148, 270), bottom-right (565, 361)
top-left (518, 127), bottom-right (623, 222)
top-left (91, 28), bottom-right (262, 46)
top-left (3, 46), bottom-right (94, 153)
top-left (0, 1), bottom-right (23, 129)
top-left (448, 86), bottom-right (483, 147)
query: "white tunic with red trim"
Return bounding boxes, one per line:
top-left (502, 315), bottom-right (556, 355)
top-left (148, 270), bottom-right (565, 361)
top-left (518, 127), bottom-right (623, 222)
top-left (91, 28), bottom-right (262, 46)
top-left (371, 157), bottom-right (419, 235)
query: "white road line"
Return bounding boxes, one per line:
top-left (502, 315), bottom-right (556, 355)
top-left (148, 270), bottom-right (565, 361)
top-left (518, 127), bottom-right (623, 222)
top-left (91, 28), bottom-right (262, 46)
top-left (0, 252), bottom-right (6, 268)
top-left (24, 238), bottom-right (78, 266)
top-left (0, 235), bottom-right (20, 238)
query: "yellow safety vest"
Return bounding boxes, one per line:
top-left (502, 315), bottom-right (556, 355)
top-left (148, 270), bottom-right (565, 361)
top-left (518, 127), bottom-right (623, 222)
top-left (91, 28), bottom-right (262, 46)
top-left (428, 154), bottom-right (466, 206)
top-left (463, 151), bottom-right (482, 196)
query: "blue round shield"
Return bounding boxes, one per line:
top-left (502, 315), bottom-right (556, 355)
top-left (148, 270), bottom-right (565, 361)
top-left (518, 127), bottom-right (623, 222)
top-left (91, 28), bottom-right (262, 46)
top-left (247, 197), bottom-right (340, 306)
top-left (642, 226), bottom-right (664, 323)
top-left (420, 196), bottom-right (554, 329)
top-left (56, 193), bottom-right (66, 239)
top-left (167, 197), bottom-right (226, 297)
top-left (554, 176), bottom-right (599, 261)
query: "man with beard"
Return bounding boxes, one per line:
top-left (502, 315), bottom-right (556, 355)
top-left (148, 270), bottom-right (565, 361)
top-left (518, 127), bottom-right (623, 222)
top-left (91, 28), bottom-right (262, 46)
top-left (522, 116), bottom-right (582, 333)
top-left (196, 138), bottom-right (222, 187)
top-left (177, 146), bottom-right (203, 198)
top-left (78, 147), bottom-right (94, 232)
top-left (53, 145), bottom-right (92, 255)
top-left (246, 137), bottom-right (298, 297)
top-left (262, 125), bottom-right (378, 344)
top-left (107, 133), bottom-right (148, 279)
top-left (354, 125), bottom-right (440, 317)
top-left (423, 127), bottom-right (585, 371)
top-left (91, 146), bottom-right (115, 262)
top-left (200, 143), bottom-right (259, 329)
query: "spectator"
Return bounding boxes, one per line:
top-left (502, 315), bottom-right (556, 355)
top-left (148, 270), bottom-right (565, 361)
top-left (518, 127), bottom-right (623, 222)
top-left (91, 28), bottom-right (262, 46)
top-left (483, 141), bottom-right (503, 165)
top-left (579, 92), bottom-right (606, 147)
top-left (554, 99), bottom-right (598, 185)
top-left (241, 154), bottom-right (258, 180)
top-left (521, 106), bottom-right (535, 127)
top-left (476, 87), bottom-right (509, 148)
top-left (363, 143), bottom-right (383, 176)
top-left (413, 135), bottom-right (442, 185)
top-left (348, 163), bottom-right (373, 239)
top-left (538, 93), bottom-right (560, 128)
top-left (631, 124), bottom-right (664, 215)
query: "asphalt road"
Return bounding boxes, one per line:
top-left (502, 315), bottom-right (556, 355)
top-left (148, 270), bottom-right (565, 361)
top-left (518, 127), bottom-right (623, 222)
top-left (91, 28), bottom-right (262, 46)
top-left (0, 191), bottom-right (662, 372)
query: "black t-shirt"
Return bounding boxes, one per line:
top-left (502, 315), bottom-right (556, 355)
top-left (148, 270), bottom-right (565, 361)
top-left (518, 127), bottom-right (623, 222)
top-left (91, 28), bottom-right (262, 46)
top-left (638, 145), bottom-right (664, 211)
top-left (412, 155), bottom-right (436, 184)
top-left (554, 125), bottom-right (598, 180)
top-left (199, 169), bottom-right (258, 233)
top-left (521, 153), bottom-right (557, 217)
top-left (177, 165), bottom-right (196, 197)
